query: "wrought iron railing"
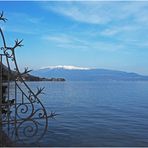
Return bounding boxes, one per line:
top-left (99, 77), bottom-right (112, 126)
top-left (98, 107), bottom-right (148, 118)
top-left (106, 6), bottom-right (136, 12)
top-left (0, 11), bottom-right (55, 146)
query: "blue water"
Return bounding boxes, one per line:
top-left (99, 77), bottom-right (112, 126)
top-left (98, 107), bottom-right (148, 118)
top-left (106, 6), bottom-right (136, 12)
top-left (22, 81), bottom-right (148, 146)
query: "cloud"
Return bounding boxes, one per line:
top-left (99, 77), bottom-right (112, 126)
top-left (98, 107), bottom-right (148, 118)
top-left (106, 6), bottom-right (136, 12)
top-left (43, 34), bottom-right (73, 44)
top-left (43, 33), bottom-right (89, 45)
top-left (42, 1), bottom-right (148, 25)
top-left (43, 33), bottom-right (89, 50)
top-left (41, 0), bottom-right (148, 54)
top-left (43, 1), bottom-right (111, 24)
top-left (41, 1), bottom-right (148, 48)
top-left (43, 33), bottom-right (124, 52)
top-left (101, 25), bottom-right (138, 36)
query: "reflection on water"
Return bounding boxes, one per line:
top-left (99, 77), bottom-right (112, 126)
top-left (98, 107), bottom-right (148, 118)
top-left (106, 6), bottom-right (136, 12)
top-left (10, 81), bottom-right (148, 146)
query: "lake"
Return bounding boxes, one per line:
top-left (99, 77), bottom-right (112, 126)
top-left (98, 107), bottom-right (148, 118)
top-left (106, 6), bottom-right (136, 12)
top-left (13, 81), bottom-right (148, 146)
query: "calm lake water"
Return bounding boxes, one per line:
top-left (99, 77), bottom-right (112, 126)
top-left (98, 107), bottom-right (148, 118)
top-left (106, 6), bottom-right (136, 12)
top-left (16, 81), bottom-right (148, 146)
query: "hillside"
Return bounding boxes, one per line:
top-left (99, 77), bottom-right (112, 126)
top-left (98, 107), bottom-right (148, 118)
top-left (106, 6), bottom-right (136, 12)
top-left (31, 65), bottom-right (148, 81)
top-left (0, 63), bottom-right (65, 81)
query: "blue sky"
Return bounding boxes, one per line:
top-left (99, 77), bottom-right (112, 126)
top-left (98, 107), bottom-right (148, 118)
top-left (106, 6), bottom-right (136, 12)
top-left (0, 1), bottom-right (148, 75)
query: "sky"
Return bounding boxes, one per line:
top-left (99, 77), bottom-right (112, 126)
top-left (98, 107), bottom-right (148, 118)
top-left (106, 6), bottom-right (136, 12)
top-left (0, 1), bottom-right (148, 75)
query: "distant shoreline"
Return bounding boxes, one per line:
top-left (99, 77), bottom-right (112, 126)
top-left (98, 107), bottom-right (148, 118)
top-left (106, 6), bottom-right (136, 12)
top-left (22, 75), bottom-right (66, 82)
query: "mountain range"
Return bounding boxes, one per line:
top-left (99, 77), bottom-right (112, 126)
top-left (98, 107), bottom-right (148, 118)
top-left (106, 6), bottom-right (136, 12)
top-left (31, 65), bottom-right (148, 81)
top-left (0, 63), bottom-right (65, 81)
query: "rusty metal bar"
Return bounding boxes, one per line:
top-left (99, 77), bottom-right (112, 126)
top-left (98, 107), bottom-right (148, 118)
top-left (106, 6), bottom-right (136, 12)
top-left (0, 54), bottom-right (3, 146)
top-left (14, 81), bottom-right (17, 141)
top-left (5, 56), bottom-right (10, 135)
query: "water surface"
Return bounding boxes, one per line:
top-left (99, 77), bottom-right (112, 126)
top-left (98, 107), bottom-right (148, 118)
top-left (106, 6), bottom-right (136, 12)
top-left (19, 81), bottom-right (148, 146)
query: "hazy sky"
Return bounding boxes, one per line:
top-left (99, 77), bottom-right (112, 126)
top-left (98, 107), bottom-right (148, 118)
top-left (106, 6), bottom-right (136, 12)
top-left (0, 1), bottom-right (148, 75)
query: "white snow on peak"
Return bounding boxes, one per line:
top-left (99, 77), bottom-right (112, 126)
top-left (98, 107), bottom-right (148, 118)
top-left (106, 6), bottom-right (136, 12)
top-left (40, 65), bottom-right (92, 70)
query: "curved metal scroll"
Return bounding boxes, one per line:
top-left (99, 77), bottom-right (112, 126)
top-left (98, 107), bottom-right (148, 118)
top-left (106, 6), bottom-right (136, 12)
top-left (0, 12), bottom-right (53, 146)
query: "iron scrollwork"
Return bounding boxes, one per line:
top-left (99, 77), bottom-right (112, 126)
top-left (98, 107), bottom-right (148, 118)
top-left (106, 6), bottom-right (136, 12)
top-left (0, 11), bottom-right (56, 146)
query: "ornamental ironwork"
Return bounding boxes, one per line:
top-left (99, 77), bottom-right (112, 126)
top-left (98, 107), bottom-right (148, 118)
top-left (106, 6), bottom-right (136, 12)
top-left (0, 11), bottom-right (56, 146)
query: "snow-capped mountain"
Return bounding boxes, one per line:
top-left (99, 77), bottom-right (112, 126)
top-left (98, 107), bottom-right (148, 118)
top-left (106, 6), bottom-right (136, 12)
top-left (30, 66), bottom-right (148, 81)
top-left (40, 65), bottom-right (91, 70)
